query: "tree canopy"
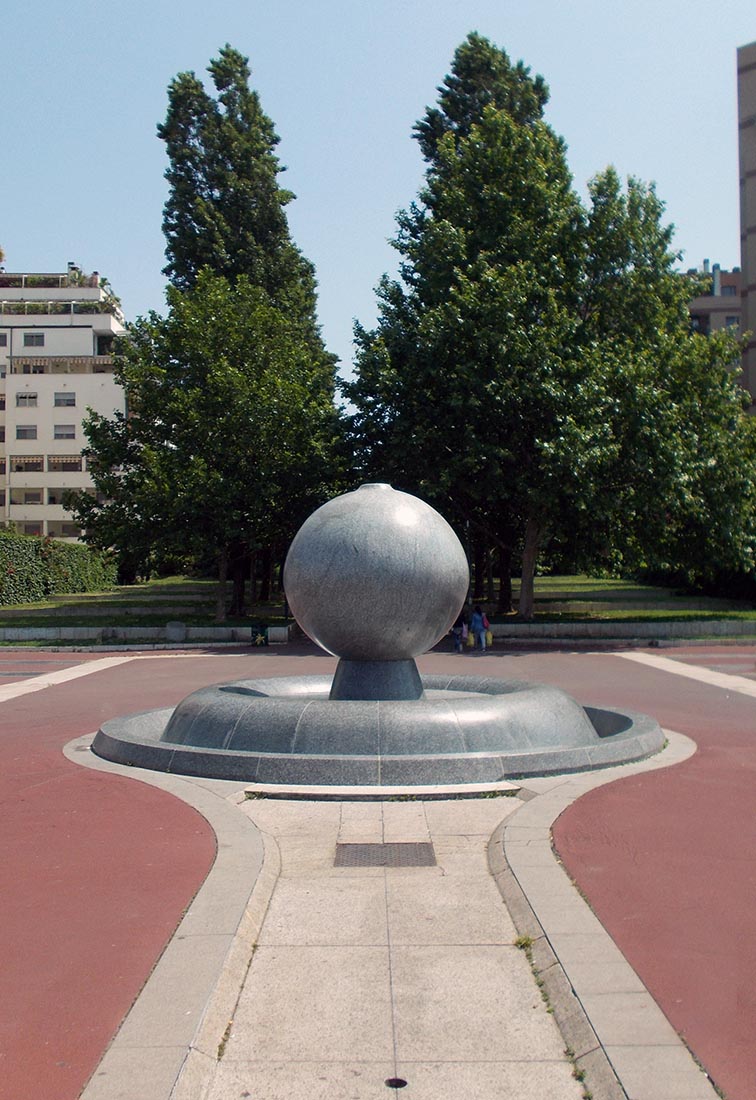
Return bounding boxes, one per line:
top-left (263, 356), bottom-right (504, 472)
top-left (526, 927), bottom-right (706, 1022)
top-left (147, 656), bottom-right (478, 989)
top-left (70, 271), bottom-right (342, 612)
top-left (158, 44), bottom-right (323, 345)
top-left (72, 47), bottom-right (343, 612)
top-left (344, 33), bottom-right (756, 616)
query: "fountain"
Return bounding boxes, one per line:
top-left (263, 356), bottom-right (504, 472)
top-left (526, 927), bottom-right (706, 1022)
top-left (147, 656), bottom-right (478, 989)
top-left (93, 484), bottom-right (663, 789)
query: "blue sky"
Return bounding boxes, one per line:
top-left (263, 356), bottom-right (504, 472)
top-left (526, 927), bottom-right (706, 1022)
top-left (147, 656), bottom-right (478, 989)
top-left (2, 1), bottom-right (754, 375)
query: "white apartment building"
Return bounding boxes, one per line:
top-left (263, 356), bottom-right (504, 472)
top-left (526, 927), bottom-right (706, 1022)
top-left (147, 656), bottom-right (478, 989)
top-left (0, 263), bottom-right (125, 539)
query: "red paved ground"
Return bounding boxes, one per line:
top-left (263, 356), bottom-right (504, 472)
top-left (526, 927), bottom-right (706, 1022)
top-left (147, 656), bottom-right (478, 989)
top-left (0, 645), bottom-right (341, 1100)
top-left (663, 643), bottom-right (756, 681)
top-left (540, 649), bottom-right (756, 1100)
top-left (1, 643), bottom-right (754, 1100)
top-left (0, 651), bottom-right (236, 1100)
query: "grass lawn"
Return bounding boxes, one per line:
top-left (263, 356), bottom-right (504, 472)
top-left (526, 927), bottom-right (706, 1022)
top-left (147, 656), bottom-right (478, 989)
top-left (0, 574), bottom-right (754, 629)
top-left (508, 575), bottom-right (756, 621)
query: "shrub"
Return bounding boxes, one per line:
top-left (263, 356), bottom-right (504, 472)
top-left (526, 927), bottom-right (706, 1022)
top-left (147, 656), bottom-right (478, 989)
top-left (0, 531), bottom-right (116, 604)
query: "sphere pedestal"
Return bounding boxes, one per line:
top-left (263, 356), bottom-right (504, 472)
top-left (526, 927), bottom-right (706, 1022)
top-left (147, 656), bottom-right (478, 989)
top-left (330, 659), bottom-right (424, 701)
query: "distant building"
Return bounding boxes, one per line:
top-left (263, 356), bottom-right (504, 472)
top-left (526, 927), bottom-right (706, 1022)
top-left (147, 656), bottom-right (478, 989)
top-left (738, 41), bottom-right (756, 400)
top-left (687, 260), bottom-right (742, 336)
top-left (0, 263), bottom-right (125, 539)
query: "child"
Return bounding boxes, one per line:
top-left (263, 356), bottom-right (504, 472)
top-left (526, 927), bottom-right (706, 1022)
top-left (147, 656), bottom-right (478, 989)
top-left (470, 605), bottom-right (488, 652)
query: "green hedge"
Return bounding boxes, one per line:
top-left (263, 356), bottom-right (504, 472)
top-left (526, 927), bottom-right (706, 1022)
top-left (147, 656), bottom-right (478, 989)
top-left (0, 531), bottom-right (116, 605)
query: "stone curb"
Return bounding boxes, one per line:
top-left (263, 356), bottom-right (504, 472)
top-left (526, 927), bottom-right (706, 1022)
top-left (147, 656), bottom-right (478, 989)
top-left (170, 820), bottom-right (281, 1100)
top-left (487, 821), bottom-right (626, 1100)
top-left (2, 619), bottom-right (756, 648)
top-left (64, 736), bottom-right (276, 1100)
top-left (489, 731), bottom-right (721, 1100)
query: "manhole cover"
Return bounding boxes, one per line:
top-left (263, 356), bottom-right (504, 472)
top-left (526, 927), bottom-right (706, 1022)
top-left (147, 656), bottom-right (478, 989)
top-left (335, 842), bottom-right (436, 867)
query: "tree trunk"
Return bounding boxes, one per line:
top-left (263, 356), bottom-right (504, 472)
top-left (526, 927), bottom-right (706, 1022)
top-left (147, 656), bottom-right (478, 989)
top-left (228, 546), bottom-right (248, 617)
top-left (259, 545), bottom-right (273, 602)
top-left (496, 546), bottom-right (513, 614)
top-left (472, 539), bottom-right (486, 600)
top-left (486, 550), bottom-right (495, 603)
top-left (248, 550), bottom-right (257, 603)
top-left (215, 547), bottom-right (228, 622)
top-left (518, 517), bottom-right (544, 621)
top-left (229, 565), bottom-right (246, 617)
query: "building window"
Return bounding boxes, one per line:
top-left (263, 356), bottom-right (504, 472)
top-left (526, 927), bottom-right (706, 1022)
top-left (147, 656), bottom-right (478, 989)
top-left (22, 523), bottom-right (43, 536)
top-left (0, 334), bottom-right (7, 346)
top-left (0, 491), bottom-right (5, 507)
top-left (23, 491), bottom-right (42, 505)
top-left (0, 396), bottom-right (5, 410)
top-left (726, 316), bottom-right (739, 329)
top-left (47, 455), bottom-right (82, 472)
top-left (722, 285), bottom-right (737, 296)
top-left (54, 392), bottom-right (76, 407)
top-left (46, 520), bottom-right (81, 538)
top-left (21, 364), bottom-right (45, 374)
top-left (0, 460), bottom-right (5, 475)
top-left (16, 425), bottom-right (37, 440)
top-left (0, 428), bottom-right (4, 443)
top-left (54, 424), bottom-right (76, 440)
top-left (23, 333), bottom-right (45, 348)
top-left (16, 392), bottom-right (38, 407)
top-left (12, 456), bottom-right (43, 472)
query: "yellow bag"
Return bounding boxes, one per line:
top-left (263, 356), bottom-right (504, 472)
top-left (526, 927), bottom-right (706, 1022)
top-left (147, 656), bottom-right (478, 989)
top-left (466, 629), bottom-right (475, 648)
top-left (485, 629), bottom-right (493, 647)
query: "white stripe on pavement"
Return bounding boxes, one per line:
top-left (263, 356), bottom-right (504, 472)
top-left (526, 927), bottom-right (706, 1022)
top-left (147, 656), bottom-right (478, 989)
top-left (616, 650), bottom-right (756, 698)
top-left (0, 655), bottom-right (136, 703)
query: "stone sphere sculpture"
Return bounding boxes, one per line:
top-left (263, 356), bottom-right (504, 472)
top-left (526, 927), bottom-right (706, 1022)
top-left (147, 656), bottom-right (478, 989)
top-left (283, 484), bottom-right (469, 662)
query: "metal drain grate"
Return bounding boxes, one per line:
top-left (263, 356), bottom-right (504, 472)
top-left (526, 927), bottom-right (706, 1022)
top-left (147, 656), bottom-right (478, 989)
top-left (335, 842), bottom-right (436, 867)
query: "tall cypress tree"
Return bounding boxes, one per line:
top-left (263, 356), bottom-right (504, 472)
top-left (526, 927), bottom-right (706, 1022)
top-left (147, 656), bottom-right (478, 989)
top-left (158, 44), bottom-right (322, 343)
top-left (346, 34), bottom-right (583, 613)
top-left (71, 47), bottom-right (343, 610)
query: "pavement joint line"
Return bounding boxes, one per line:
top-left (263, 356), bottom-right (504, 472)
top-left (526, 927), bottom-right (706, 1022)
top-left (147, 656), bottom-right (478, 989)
top-left (0, 654), bottom-right (137, 702)
top-left (614, 649), bottom-right (756, 697)
top-left (493, 729), bottom-right (721, 1100)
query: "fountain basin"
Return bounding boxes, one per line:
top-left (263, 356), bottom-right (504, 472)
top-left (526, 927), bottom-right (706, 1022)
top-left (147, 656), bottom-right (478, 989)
top-left (92, 672), bottom-right (664, 787)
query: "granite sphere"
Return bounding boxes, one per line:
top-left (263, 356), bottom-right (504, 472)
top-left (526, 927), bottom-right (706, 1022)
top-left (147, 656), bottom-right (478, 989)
top-left (283, 484), bottom-right (469, 660)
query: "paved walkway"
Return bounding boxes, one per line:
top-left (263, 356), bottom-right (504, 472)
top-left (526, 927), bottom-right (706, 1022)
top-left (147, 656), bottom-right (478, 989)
top-left (206, 796), bottom-right (583, 1100)
top-left (0, 644), bottom-right (754, 1099)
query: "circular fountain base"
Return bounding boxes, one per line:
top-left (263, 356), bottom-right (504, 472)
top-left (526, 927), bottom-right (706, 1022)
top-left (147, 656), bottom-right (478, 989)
top-left (92, 673), bottom-right (664, 787)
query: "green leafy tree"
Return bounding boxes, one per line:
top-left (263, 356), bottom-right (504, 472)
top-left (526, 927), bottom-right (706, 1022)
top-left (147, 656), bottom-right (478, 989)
top-left (345, 34), bottom-right (583, 615)
top-left (345, 33), bottom-right (756, 617)
top-left (74, 47), bottom-right (343, 613)
top-left (70, 271), bottom-right (342, 618)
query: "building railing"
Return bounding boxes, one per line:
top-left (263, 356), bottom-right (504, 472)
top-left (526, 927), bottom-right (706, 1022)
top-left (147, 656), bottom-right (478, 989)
top-left (11, 356), bottom-right (114, 375)
top-left (0, 272), bottom-right (101, 289)
top-left (0, 300), bottom-right (123, 319)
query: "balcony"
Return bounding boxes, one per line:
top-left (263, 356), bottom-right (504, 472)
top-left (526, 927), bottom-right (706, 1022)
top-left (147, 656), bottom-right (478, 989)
top-left (0, 273), bottom-right (101, 290)
top-left (0, 299), bottom-right (123, 321)
top-left (11, 356), bottom-right (114, 375)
